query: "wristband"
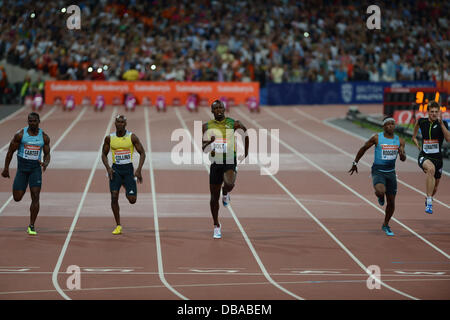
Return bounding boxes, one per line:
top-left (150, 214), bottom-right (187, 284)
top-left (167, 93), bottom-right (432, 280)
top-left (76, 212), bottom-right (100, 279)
top-left (352, 161), bottom-right (358, 166)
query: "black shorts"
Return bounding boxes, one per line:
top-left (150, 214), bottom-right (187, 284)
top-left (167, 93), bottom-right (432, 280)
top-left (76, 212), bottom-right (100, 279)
top-left (371, 167), bottom-right (397, 195)
top-left (210, 162), bottom-right (237, 185)
top-left (109, 163), bottom-right (137, 196)
top-left (13, 165), bottom-right (42, 191)
top-left (418, 154), bottom-right (443, 179)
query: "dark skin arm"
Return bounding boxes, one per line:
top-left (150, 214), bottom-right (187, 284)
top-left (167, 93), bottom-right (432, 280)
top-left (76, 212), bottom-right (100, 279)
top-left (101, 135), bottom-right (114, 180)
top-left (398, 137), bottom-right (406, 162)
top-left (349, 134), bottom-right (378, 175)
top-left (202, 122), bottom-right (215, 152)
top-left (131, 133), bottom-right (146, 183)
top-left (1, 130), bottom-right (23, 178)
top-left (40, 132), bottom-right (51, 171)
top-left (234, 120), bottom-right (249, 162)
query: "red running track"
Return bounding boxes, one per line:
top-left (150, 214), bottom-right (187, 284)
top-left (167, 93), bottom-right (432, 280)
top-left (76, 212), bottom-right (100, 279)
top-left (0, 104), bottom-right (448, 300)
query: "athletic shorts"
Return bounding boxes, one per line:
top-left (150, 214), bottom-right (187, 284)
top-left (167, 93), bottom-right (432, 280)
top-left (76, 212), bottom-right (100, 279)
top-left (13, 165), bottom-right (42, 191)
top-left (109, 163), bottom-right (137, 196)
top-left (210, 162), bottom-right (237, 185)
top-left (371, 167), bottom-right (397, 195)
top-left (418, 155), bottom-right (443, 179)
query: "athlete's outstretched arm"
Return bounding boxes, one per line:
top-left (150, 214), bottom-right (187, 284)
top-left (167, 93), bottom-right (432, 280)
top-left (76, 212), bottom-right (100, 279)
top-left (101, 136), bottom-right (113, 180)
top-left (1, 130), bottom-right (23, 178)
top-left (438, 114), bottom-right (450, 142)
top-left (399, 137), bottom-right (406, 162)
top-left (412, 121), bottom-right (421, 150)
top-left (131, 133), bottom-right (146, 183)
top-left (235, 120), bottom-right (249, 161)
top-left (40, 132), bottom-right (51, 172)
top-left (202, 122), bottom-right (215, 152)
top-left (349, 134), bottom-right (377, 175)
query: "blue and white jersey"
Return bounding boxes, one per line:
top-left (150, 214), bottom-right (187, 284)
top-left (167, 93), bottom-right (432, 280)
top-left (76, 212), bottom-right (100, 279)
top-left (373, 132), bottom-right (400, 172)
top-left (17, 127), bottom-right (44, 162)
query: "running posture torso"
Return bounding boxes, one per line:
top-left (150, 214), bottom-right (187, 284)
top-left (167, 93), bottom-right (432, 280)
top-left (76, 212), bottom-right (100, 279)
top-left (110, 131), bottom-right (134, 165)
top-left (373, 132), bottom-right (400, 172)
top-left (206, 117), bottom-right (236, 163)
top-left (17, 127), bottom-right (44, 168)
top-left (418, 117), bottom-right (448, 160)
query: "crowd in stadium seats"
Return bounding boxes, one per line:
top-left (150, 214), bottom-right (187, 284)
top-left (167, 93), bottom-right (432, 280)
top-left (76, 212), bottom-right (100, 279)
top-left (0, 0), bottom-right (448, 88)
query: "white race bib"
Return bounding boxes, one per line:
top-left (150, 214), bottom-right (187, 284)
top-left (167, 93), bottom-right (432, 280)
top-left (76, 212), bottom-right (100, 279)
top-left (213, 138), bottom-right (227, 153)
top-left (114, 150), bottom-right (132, 164)
top-left (423, 139), bottom-right (439, 154)
top-left (23, 144), bottom-right (41, 160)
top-left (381, 144), bottom-right (398, 160)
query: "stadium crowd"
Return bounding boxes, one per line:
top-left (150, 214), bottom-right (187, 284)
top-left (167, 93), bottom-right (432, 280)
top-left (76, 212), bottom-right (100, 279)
top-left (0, 0), bottom-right (449, 89)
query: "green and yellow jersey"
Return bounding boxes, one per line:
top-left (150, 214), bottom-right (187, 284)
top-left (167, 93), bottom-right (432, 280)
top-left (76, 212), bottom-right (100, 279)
top-left (206, 117), bottom-right (236, 162)
top-left (110, 131), bottom-right (134, 165)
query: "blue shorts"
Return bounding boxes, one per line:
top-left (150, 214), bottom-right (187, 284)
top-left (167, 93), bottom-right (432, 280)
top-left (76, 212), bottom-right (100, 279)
top-left (13, 160), bottom-right (42, 191)
top-left (109, 163), bottom-right (137, 196)
top-left (371, 166), bottom-right (397, 195)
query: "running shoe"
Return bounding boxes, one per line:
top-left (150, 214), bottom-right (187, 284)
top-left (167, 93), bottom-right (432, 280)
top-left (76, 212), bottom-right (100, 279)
top-left (112, 225), bottom-right (122, 235)
top-left (377, 195), bottom-right (385, 206)
top-left (27, 225), bottom-right (37, 235)
top-left (222, 193), bottom-right (230, 207)
top-left (425, 204), bottom-right (433, 214)
top-left (381, 225), bottom-right (394, 236)
top-left (213, 224), bottom-right (222, 239)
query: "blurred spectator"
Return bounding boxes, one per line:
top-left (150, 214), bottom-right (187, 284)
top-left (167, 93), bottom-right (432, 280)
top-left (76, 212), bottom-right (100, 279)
top-left (20, 75), bottom-right (31, 103)
top-left (0, 65), bottom-right (7, 103)
top-left (0, 0), bottom-right (447, 86)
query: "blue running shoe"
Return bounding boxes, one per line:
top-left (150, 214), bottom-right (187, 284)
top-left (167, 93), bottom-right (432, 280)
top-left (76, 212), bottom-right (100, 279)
top-left (382, 225), bottom-right (394, 236)
top-left (222, 193), bottom-right (230, 207)
top-left (378, 195), bottom-right (385, 206)
top-left (425, 204), bottom-right (433, 214)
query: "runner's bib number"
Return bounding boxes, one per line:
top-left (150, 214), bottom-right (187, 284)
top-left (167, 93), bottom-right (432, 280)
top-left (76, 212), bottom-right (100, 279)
top-left (381, 145), bottom-right (398, 160)
top-left (213, 138), bottom-right (227, 153)
top-left (115, 150), bottom-right (132, 164)
top-left (423, 139), bottom-right (439, 154)
top-left (23, 144), bottom-right (41, 160)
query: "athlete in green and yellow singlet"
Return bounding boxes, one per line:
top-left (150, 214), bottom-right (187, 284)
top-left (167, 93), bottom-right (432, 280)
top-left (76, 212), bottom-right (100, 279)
top-left (101, 115), bottom-right (146, 235)
top-left (202, 100), bottom-right (249, 239)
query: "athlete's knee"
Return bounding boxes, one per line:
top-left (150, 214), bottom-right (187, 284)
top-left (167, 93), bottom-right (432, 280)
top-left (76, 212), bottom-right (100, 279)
top-left (127, 195), bottom-right (136, 204)
top-left (13, 192), bottom-right (24, 202)
top-left (223, 181), bottom-right (235, 191)
top-left (110, 192), bottom-right (119, 202)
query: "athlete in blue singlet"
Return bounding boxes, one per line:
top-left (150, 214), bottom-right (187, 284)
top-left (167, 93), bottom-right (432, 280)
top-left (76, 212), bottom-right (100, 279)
top-left (349, 117), bottom-right (406, 236)
top-left (2, 112), bottom-right (51, 235)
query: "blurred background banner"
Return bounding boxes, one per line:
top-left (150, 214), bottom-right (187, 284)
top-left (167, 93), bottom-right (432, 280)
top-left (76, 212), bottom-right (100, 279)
top-left (267, 81), bottom-right (436, 105)
top-left (44, 81), bottom-right (259, 106)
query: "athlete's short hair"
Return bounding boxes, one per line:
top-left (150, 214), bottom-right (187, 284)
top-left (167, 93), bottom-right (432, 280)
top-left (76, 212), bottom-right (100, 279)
top-left (211, 99), bottom-right (223, 109)
top-left (28, 112), bottom-right (40, 121)
top-left (428, 101), bottom-right (440, 111)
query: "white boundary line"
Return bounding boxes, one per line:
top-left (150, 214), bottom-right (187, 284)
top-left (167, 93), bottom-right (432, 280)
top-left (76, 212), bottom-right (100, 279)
top-left (258, 108), bottom-right (450, 259)
top-left (235, 108), bottom-right (423, 299)
top-left (176, 108), bottom-right (304, 300)
top-left (144, 106), bottom-right (188, 300)
top-left (277, 108), bottom-right (449, 209)
top-left (51, 107), bottom-right (118, 300)
top-left (0, 106), bottom-right (58, 217)
top-left (0, 105), bottom-right (26, 125)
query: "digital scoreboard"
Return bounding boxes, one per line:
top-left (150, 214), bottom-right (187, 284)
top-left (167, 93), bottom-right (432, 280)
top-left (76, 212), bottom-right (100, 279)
top-left (383, 87), bottom-right (448, 116)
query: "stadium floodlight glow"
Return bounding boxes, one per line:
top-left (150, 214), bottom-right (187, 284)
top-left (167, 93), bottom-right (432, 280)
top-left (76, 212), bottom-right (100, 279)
top-left (304, 32), bottom-right (309, 38)
top-left (151, 64), bottom-right (156, 70)
top-left (30, 13), bottom-right (36, 18)
top-left (61, 8), bottom-right (67, 13)
top-left (103, 65), bottom-right (108, 71)
top-left (97, 68), bottom-right (103, 73)
top-left (88, 67), bottom-right (93, 73)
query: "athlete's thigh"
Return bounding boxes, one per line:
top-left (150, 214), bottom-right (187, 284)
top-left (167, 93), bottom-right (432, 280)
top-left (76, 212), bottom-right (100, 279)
top-left (13, 169), bottom-right (30, 192)
top-left (123, 173), bottom-right (137, 196)
top-left (223, 167), bottom-right (237, 186)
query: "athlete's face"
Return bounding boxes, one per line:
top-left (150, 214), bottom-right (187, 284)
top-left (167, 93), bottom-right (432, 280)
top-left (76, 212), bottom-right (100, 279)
top-left (115, 117), bottom-right (127, 132)
top-left (211, 101), bottom-right (225, 120)
top-left (383, 120), bottom-right (395, 135)
top-left (27, 115), bottom-right (40, 130)
top-left (428, 107), bottom-right (439, 121)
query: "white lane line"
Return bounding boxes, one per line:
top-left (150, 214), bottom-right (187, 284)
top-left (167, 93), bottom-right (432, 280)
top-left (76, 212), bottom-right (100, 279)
top-left (302, 109), bottom-right (450, 177)
top-left (144, 106), bottom-right (188, 300)
top-left (0, 105), bottom-right (26, 125)
top-left (235, 108), bottom-right (420, 300)
top-left (51, 107), bottom-right (118, 300)
top-left (51, 107), bottom-right (87, 151)
top-left (0, 106), bottom-right (57, 154)
top-left (291, 109), bottom-right (450, 203)
top-left (0, 106), bottom-right (63, 217)
top-left (176, 108), bottom-right (304, 300)
top-left (261, 108), bottom-right (450, 259)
